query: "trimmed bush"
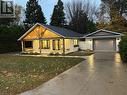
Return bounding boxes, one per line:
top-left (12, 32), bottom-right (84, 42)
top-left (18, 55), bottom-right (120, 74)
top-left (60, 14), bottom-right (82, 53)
top-left (119, 35), bottom-right (127, 62)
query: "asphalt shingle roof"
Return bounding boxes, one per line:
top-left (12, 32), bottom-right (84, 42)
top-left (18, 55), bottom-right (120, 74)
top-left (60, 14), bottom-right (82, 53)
top-left (18, 23), bottom-right (85, 41)
top-left (42, 24), bottom-right (84, 38)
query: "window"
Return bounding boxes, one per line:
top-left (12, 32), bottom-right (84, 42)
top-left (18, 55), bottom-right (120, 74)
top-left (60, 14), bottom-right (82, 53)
top-left (74, 39), bottom-right (79, 47)
top-left (42, 40), bottom-right (50, 49)
top-left (53, 40), bottom-right (60, 50)
top-left (25, 41), bottom-right (33, 48)
top-left (80, 38), bottom-right (86, 41)
top-left (1, 1), bottom-right (14, 14)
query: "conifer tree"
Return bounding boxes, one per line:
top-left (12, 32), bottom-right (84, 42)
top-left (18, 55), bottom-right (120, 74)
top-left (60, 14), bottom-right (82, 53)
top-left (50, 0), bottom-right (65, 27)
top-left (25, 0), bottom-right (46, 25)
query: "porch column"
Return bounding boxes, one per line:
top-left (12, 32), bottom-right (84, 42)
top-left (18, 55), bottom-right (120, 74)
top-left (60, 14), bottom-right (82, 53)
top-left (63, 38), bottom-right (65, 55)
top-left (39, 39), bottom-right (42, 54)
top-left (21, 41), bottom-right (24, 52)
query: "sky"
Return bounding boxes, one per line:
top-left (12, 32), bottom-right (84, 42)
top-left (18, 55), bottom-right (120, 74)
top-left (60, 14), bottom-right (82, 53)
top-left (15, 0), bottom-right (101, 23)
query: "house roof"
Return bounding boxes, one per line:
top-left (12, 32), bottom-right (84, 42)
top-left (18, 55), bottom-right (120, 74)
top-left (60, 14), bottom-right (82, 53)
top-left (42, 24), bottom-right (84, 38)
top-left (18, 24), bottom-right (124, 41)
top-left (18, 23), bottom-right (84, 41)
top-left (84, 29), bottom-right (124, 38)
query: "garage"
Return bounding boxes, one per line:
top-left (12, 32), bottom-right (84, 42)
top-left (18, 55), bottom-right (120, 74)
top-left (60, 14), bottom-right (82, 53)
top-left (83, 29), bottom-right (123, 52)
top-left (94, 39), bottom-right (116, 52)
top-left (80, 29), bottom-right (124, 52)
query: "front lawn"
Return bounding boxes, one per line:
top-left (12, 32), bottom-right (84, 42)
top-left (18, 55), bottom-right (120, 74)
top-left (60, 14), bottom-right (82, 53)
top-left (0, 55), bottom-right (84, 95)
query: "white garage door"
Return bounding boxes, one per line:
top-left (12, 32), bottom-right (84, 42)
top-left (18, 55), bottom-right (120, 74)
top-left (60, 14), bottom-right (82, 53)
top-left (94, 39), bottom-right (116, 52)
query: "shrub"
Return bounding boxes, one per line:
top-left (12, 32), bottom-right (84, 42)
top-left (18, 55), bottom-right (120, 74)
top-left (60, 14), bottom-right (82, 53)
top-left (55, 52), bottom-right (61, 56)
top-left (78, 48), bottom-right (82, 51)
top-left (119, 36), bottom-right (127, 62)
top-left (49, 52), bottom-right (61, 56)
top-left (21, 52), bottom-right (40, 55)
top-left (0, 25), bottom-right (26, 53)
top-left (49, 52), bottom-right (54, 56)
top-left (74, 45), bottom-right (79, 47)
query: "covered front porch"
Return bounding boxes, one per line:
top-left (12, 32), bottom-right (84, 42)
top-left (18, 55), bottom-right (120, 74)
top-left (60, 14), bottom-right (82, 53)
top-left (21, 38), bottom-right (66, 54)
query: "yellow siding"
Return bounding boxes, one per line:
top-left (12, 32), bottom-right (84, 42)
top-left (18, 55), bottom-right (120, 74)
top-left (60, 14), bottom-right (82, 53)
top-left (32, 40), bottom-right (64, 54)
top-left (24, 39), bottom-right (79, 54)
top-left (65, 39), bottom-right (73, 53)
top-left (33, 40), bottom-right (39, 53)
top-left (24, 26), bottom-right (61, 40)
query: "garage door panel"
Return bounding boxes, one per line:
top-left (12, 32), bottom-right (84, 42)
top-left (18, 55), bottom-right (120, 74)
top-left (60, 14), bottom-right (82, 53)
top-left (94, 39), bottom-right (116, 52)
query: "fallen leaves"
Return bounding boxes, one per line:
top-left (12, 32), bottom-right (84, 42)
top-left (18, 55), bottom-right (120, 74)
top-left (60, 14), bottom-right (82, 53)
top-left (0, 55), bottom-right (84, 95)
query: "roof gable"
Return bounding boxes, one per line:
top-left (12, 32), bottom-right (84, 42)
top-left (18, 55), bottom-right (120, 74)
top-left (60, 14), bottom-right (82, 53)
top-left (23, 26), bottom-right (61, 40)
top-left (18, 23), bottom-right (83, 41)
top-left (85, 29), bottom-right (123, 38)
top-left (18, 23), bottom-right (64, 41)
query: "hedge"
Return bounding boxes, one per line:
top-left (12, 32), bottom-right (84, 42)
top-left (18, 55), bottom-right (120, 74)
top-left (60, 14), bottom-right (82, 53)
top-left (0, 25), bottom-right (26, 53)
top-left (119, 35), bottom-right (127, 62)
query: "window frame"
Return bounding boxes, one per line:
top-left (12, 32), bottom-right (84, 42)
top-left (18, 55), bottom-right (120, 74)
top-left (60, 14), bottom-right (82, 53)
top-left (74, 39), bottom-right (79, 47)
top-left (53, 40), bottom-right (61, 50)
top-left (25, 41), bottom-right (33, 48)
top-left (42, 40), bottom-right (50, 49)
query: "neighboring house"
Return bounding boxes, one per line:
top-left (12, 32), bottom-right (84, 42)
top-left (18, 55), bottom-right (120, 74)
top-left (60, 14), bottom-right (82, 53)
top-left (18, 23), bottom-right (123, 54)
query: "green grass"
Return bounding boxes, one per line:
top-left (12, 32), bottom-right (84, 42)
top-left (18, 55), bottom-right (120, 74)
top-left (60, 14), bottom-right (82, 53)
top-left (67, 51), bottom-right (94, 56)
top-left (0, 55), bottom-right (84, 95)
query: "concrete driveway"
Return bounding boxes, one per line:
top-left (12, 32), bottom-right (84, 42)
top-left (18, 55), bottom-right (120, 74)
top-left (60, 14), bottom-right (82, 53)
top-left (20, 53), bottom-right (127, 95)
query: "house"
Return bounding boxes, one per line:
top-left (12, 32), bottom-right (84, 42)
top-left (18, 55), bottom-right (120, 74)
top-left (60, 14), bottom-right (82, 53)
top-left (18, 23), bottom-right (83, 54)
top-left (18, 23), bottom-right (123, 54)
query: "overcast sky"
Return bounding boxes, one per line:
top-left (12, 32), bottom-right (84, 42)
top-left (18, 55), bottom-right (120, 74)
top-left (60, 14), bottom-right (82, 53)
top-left (15, 0), bottom-right (101, 23)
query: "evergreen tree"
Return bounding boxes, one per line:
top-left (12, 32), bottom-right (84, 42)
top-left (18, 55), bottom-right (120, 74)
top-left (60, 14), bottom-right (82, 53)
top-left (87, 20), bottom-right (97, 33)
top-left (25, 0), bottom-right (46, 25)
top-left (50, 0), bottom-right (65, 27)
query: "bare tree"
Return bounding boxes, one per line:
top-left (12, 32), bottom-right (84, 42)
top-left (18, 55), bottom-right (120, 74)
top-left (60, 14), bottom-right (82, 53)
top-left (96, 2), bottom-right (110, 23)
top-left (65, 0), bottom-right (98, 33)
top-left (100, 0), bottom-right (127, 21)
top-left (66, 0), bottom-right (98, 22)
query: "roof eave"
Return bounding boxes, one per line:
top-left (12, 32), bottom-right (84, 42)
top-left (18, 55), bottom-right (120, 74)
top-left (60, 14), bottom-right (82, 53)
top-left (18, 23), bottom-right (39, 41)
top-left (85, 35), bottom-right (122, 39)
top-left (83, 29), bottom-right (124, 38)
top-left (65, 37), bottom-right (83, 39)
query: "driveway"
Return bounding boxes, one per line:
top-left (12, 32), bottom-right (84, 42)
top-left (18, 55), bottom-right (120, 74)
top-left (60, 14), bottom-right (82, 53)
top-left (20, 53), bottom-right (127, 95)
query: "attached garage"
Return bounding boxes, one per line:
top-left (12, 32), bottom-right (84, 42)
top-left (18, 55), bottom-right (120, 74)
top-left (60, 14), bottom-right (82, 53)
top-left (82, 29), bottom-right (124, 52)
top-left (94, 38), bottom-right (116, 52)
